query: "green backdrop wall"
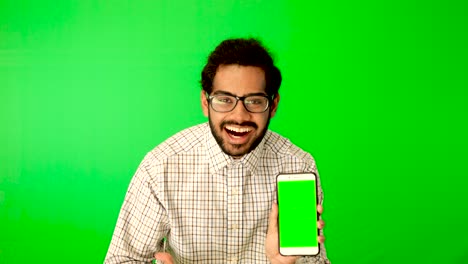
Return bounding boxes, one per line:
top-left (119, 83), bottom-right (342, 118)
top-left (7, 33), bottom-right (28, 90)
top-left (1, 1), bottom-right (467, 263)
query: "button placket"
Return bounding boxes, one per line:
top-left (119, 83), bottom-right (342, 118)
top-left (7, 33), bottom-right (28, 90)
top-left (226, 162), bottom-right (243, 262)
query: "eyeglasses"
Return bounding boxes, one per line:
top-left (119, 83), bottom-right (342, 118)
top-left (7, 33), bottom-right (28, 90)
top-left (207, 93), bottom-right (272, 113)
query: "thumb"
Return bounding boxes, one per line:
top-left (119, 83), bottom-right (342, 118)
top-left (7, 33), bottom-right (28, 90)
top-left (268, 203), bottom-right (278, 234)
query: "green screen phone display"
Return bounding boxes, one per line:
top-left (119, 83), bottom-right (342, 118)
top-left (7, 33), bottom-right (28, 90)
top-left (277, 176), bottom-right (318, 250)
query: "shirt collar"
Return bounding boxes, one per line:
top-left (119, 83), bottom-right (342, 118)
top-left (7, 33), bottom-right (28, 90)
top-left (204, 122), bottom-right (268, 175)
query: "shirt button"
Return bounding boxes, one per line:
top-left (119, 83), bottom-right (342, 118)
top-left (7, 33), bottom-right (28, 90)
top-left (232, 188), bottom-right (239, 195)
top-left (232, 224), bottom-right (238, 229)
top-left (230, 257), bottom-right (238, 263)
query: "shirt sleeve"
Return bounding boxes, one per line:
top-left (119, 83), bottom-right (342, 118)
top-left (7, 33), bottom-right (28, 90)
top-left (296, 250), bottom-right (332, 264)
top-left (104, 157), bottom-right (170, 263)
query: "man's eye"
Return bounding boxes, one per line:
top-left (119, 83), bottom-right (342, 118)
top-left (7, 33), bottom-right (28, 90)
top-left (216, 96), bottom-right (233, 103)
top-left (246, 97), bottom-right (265, 105)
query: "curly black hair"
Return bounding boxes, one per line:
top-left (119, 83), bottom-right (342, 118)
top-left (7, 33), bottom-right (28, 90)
top-left (201, 38), bottom-right (282, 97)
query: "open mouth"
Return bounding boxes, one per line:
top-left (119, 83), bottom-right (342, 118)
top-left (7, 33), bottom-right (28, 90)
top-left (225, 125), bottom-right (253, 139)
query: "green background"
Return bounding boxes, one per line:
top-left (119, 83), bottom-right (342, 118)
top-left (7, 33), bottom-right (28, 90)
top-left (1, 0), bottom-right (467, 263)
top-left (278, 180), bottom-right (317, 248)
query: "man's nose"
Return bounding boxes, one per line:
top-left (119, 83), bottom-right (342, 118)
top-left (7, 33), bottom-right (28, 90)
top-left (230, 100), bottom-right (251, 118)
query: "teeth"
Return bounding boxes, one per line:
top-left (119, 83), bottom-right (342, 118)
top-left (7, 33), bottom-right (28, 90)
top-left (225, 126), bottom-right (252, 133)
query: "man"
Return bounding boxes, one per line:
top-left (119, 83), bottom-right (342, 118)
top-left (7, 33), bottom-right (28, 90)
top-left (105, 38), bottom-right (330, 264)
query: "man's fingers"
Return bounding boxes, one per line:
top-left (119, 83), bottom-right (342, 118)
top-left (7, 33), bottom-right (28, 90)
top-left (154, 252), bottom-right (174, 264)
top-left (317, 204), bottom-right (323, 214)
top-left (317, 205), bottom-right (325, 244)
top-left (318, 235), bottom-right (325, 244)
top-left (317, 219), bottom-right (325, 229)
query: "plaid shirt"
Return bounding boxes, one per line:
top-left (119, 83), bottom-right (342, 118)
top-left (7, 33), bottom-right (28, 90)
top-left (105, 123), bottom-right (330, 263)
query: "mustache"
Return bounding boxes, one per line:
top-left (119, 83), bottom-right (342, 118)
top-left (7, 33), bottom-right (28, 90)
top-left (221, 120), bottom-right (258, 129)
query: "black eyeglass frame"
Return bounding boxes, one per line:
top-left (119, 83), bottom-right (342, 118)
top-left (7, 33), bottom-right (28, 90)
top-left (206, 92), bottom-right (274, 113)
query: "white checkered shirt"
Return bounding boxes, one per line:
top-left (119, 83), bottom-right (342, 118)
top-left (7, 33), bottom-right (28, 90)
top-left (105, 123), bottom-right (330, 264)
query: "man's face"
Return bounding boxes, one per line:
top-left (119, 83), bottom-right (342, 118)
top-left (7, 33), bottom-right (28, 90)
top-left (201, 64), bottom-right (279, 158)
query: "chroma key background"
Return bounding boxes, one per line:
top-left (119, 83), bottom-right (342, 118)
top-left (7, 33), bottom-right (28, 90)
top-left (1, 1), bottom-right (467, 263)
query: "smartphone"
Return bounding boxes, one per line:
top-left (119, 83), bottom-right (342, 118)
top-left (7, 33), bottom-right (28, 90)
top-left (277, 172), bottom-right (319, 256)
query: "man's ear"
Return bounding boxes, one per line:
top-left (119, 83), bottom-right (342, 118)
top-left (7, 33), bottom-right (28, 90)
top-left (201, 90), bottom-right (209, 117)
top-left (269, 93), bottom-right (280, 118)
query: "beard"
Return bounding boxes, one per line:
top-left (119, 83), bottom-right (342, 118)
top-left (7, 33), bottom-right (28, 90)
top-left (208, 112), bottom-right (271, 158)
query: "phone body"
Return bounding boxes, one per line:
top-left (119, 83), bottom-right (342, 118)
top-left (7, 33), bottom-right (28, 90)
top-left (277, 172), bottom-right (319, 256)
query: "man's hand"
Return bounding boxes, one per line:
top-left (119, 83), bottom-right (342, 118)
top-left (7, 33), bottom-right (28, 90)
top-left (153, 252), bottom-right (174, 264)
top-left (265, 203), bottom-right (325, 264)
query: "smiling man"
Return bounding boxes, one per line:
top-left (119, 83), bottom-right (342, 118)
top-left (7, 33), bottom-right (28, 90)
top-left (105, 38), bottom-right (330, 264)
top-left (203, 64), bottom-right (274, 158)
